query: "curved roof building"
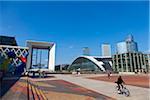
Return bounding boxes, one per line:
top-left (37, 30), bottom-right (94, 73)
top-left (68, 56), bottom-right (112, 73)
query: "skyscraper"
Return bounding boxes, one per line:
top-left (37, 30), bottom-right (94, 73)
top-left (113, 34), bottom-right (149, 73)
top-left (117, 34), bottom-right (138, 54)
top-left (101, 43), bottom-right (111, 57)
top-left (83, 47), bottom-right (90, 56)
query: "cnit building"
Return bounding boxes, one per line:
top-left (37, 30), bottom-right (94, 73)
top-left (112, 35), bottom-right (149, 73)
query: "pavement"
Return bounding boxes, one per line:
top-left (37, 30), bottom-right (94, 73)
top-left (29, 76), bottom-right (114, 100)
top-left (54, 74), bottom-right (150, 100)
top-left (88, 74), bottom-right (149, 88)
top-left (1, 74), bottom-right (150, 100)
top-left (1, 77), bottom-right (28, 100)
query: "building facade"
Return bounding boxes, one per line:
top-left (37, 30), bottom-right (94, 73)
top-left (145, 54), bottom-right (150, 72)
top-left (26, 40), bottom-right (56, 72)
top-left (0, 36), bottom-right (18, 46)
top-left (101, 44), bottom-right (111, 57)
top-left (55, 64), bottom-right (69, 72)
top-left (117, 35), bottom-right (138, 54)
top-left (112, 52), bottom-right (149, 73)
top-left (113, 34), bottom-right (149, 73)
top-left (68, 56), bottom-right (112, 73)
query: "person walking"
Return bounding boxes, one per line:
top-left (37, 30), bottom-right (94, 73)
top-left (107, 70), bottom-right (111, 79)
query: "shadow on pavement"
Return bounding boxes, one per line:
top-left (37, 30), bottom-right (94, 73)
top-left (0, 73), bottom-right (20, 97)
top-left (29, 75), bottom-right (55, 78)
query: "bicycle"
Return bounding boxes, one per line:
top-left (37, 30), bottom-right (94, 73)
top-left (115, 84), bottom-right (130, 97)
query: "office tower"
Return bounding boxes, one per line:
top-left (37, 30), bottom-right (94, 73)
top-left (117, 34), bottom-right (138, 54)
top-left (113, 34), bottom-right (149, 73)
top-left (83, 47), bottom-right (90, 56)
top-left (101, 43), bottom-right (111, 57)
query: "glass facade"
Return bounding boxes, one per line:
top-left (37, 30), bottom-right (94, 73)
top-left (117, 35), bottom-right (138, 54)
top-left (68, 57), bottom-right (102, 72)
top-left (31, 48), bottom-right (49, 69)
top-left (126, 41), bottom-right (138, 52)
top-left (117, 42), bottom-right (127, 54)
top-left (117, 41), bottom-right (138, 54)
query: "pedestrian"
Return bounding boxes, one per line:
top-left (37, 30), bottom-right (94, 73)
top-left (107, 71), bottom-right (111, 79)
top-left (77, 68), bottom-right (80, 75)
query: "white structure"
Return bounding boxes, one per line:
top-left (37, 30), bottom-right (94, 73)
top-left (26, 40), bottom-right (56, 72)
top-left (69, 56), bottom-right (112, 72)
top-left (81, 56), bottom-right (105, 71)
top-left (101, 44), bottom-right (111, 57)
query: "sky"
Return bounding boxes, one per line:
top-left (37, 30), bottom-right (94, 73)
top-left (0, 1), bottom-right (149, 65)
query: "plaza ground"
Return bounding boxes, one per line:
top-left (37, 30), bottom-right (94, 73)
top-left (1, 74), bottom-right (150, 100)
top-left (88, 74), bottom-right (149, 88)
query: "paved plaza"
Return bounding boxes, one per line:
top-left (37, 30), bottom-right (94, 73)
top-left (1, 74), bottom-right (150, 100)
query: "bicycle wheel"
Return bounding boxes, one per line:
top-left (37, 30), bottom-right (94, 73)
top-left (124, 88), bottom-right (130, 97)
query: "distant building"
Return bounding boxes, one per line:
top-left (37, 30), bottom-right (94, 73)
top-left (83, 47), bottom-right (90, 56)
top-left (0, 36), bottom-right (18, 46)
top-left (113, 34), bottom-right (149, 73)
top-left (101, 43), bottom-right (111, 57)
top-left (55, 64), bottom-right (69, 72)
top-left (117, 34), bottom-right (138, 54)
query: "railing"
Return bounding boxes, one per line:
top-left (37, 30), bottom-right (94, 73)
top-left (0, 45), bottom-right (28, 66)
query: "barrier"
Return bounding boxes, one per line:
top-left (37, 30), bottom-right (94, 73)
top-left (0, 45), bottom-right (28, 74)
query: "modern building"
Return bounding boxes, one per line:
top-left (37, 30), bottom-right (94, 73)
top-left (113, 34), bottom-right (149, 73)
top-left (55, 64), bottom-right (69, 72)
top-left (0, 36), bottom-right (18, 46)
top-left (68, 56), bottom-right (112, 73)
top-left (82, 47), bottom-right (90, 56)
top-left (26, 40), bottom-right (56, 72)
top-left (145, 54), bottom-right (150, 72)
top-left (101, 43), bottom-right (111, 57)
top-left (116, 34), bottom-right (138, 54)
top-left (112, 52), bottom-right (149, 73)
top-left (0, 40), bottom-right (56, 74)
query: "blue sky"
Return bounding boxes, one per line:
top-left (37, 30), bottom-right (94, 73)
top-left (0, 1), bottom-right (149, 64)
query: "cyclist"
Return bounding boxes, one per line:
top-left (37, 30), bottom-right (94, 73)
top-left (115, 76), bottom-right (125, 91)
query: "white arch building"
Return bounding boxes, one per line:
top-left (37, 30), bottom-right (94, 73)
top-left (26, 40), bottom-right (56, 72)
top-left (68, 56), bottom-right (112, 72)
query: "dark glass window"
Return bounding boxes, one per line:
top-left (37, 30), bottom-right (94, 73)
top-left (69, 57), bottom-right (102, 72)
